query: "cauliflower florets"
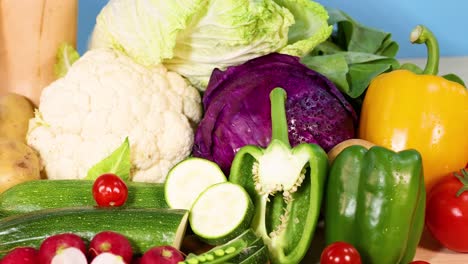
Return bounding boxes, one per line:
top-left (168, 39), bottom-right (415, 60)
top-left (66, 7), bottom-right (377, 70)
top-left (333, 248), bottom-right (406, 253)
top-left (27, 49), bottom-right (202, 183)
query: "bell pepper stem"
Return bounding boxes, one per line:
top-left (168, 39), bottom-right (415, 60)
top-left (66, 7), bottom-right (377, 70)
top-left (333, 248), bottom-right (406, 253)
top-left (410, 25), bottom-right (439, 75)
top-left (270, 88), bottom-right (291, 148)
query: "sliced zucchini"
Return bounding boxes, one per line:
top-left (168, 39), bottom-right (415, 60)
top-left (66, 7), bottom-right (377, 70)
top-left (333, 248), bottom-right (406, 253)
top-left (165, 157), bottom-right (226, 210)
top-left (189, 182), bottom-right (254, 245)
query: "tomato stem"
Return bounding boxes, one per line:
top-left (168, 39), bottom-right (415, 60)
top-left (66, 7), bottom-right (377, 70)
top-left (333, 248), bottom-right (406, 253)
top-left (454, 169), bottom-right (468, 197)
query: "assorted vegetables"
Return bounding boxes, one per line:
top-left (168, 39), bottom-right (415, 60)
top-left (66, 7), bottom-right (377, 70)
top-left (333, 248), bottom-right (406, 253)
top-left (230, 88), bottom-right (328, 264)
top-left (0, 231), bottom-right (184, 264)
top-left (0, 1), bottom-right (467, 264)
top-left (193, 53), bottom-right (356, 174)
top-left (0, 207), bottom-right (189, 258)
top-left (0, 180), bottom-right (168, 217)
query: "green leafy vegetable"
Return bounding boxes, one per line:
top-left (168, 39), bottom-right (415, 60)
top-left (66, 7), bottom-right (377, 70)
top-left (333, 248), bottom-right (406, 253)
top-left (301, 7), bottom-right (400, 100)
top-left (89, 0), bottom-right (332, 90)
top-left (86, 137), bottom-right (131, 181)
top-left (54, 43), bottom-right (80, 78)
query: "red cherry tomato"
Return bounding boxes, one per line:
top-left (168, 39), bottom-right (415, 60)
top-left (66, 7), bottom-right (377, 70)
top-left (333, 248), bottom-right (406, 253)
top-left (92, 173), bottom-right (128, 207)
top-left (409, 261), bottom-right (430, 264)
top-left (426, 169), bottom-right (468, 252)
top-left (320, 241), bottom-right (362, 264)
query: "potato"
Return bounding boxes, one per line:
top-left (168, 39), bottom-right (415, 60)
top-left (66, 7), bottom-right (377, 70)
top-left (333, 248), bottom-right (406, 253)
top-left (0, 138), bottom-right (41, 193)
top-left (0, 93), bottom-right (35, 143)
top-left (327, 139), bottom-right (376, 164)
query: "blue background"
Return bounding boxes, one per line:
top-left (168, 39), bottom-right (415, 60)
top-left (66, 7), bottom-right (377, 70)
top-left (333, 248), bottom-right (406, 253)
top-left (77, 0), bottom-right (468, 58)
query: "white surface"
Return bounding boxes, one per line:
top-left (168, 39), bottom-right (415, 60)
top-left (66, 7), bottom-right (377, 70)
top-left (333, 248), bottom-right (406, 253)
top-left (400, 56), bottom-right (468, 83)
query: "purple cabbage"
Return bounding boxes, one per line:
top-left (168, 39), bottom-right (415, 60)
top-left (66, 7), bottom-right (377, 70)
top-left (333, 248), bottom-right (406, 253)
top-left (193, 53), bottom-right (357, 174)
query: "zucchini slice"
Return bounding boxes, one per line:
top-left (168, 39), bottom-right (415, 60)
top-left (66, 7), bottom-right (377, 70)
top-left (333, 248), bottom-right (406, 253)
top-left (189, 182), bottom-right (254, 245)
top-left (165, 157), bottom-right (226, 210)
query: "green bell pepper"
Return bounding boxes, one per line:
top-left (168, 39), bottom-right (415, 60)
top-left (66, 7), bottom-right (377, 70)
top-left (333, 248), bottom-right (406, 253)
top-left (325, 145), bottom-right (426, 264)
top-left (229, 87), bottom-right (328, 264)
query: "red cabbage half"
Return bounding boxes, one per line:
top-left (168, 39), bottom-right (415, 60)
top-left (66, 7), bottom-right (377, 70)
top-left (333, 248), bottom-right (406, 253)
top-left (193, 53), bottom-right (357, 174)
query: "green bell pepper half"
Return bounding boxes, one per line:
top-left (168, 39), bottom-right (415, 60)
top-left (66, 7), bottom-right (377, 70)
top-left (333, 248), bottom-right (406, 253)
top-left (325, 145), bottom-right (426, 264)
top-left (229, 87), bottom-right (328, 264)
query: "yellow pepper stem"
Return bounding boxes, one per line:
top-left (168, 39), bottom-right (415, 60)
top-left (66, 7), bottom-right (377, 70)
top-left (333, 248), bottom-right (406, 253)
top-left (410, 25), bottom-right (439, 75)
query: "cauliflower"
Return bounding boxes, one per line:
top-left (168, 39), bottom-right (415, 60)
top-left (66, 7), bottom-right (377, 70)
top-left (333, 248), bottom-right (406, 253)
top-left (27, 49), bottom-right (202, 183)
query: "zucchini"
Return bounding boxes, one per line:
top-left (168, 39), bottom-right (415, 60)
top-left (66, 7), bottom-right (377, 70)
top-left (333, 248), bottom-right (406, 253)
top-left (182, 229), bottom-right (266, 264)
top-left (0, 207), bottom-right (188, 258)
top-left (189, 182), bottom-right (254, 245)
top-left (165, 157), bottom-right (226, 210)
top-left (0, 180), bottom-right (168, 217)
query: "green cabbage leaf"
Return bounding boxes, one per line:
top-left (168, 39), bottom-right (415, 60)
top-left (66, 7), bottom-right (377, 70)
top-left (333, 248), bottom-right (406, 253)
top-left (89, 0), bottom-right (332, 90)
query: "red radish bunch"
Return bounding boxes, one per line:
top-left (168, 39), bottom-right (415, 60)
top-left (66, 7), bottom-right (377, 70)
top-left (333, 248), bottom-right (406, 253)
top-left (51, 247), bottom-right (88, 264)
top-left (39, 233), bottom-right (87, 264)
top-left (140, 245), bottom-right (185, 264)
top-left (0, 232), bottom-right (185, 264)
top-left (1, 247), bottom-right (38, 264)
top-left (89, 231), bottom-right (133, 263)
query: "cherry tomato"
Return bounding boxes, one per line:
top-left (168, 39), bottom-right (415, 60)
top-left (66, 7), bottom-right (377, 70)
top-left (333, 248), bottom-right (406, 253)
top-left (320, 241), bottom-right (362, 264)
top-left (92, 173), bottom-right (128, 207)
top-left (426, 169), bottom-right (468, 252)
top-left (409, 261), bottom-right (430, 264)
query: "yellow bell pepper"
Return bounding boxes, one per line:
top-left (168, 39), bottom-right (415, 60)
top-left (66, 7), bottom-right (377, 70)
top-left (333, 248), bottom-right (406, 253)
top-left (359, 25), bottom-right (468, 191)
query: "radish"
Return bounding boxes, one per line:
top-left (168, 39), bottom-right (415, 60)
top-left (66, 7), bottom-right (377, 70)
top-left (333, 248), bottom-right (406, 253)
top-left (89, 231), bottom-right (133, 263)
top-left (50, 247), bottom-right (87, 264)
top-left (140, 245), bottom-right (185, 264)
top-left (38, 233), bottom-right (87, 264)
top-left (90, 252), bottom-right (126, 264)
top-left (1, 247), bottom-right (38, 264)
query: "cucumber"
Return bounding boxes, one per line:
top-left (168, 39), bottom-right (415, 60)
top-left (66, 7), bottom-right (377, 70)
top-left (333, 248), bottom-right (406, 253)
top-left (0, 180), bottom-right (168, 217)
top-left (182, 229), bottom-right (265, 264)
top-left (189, 182), bottom-right (254, 245)
top-left (165, 157), bottom-right (226, 210)
top-left (0, 207), bottom-right (188, 257)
